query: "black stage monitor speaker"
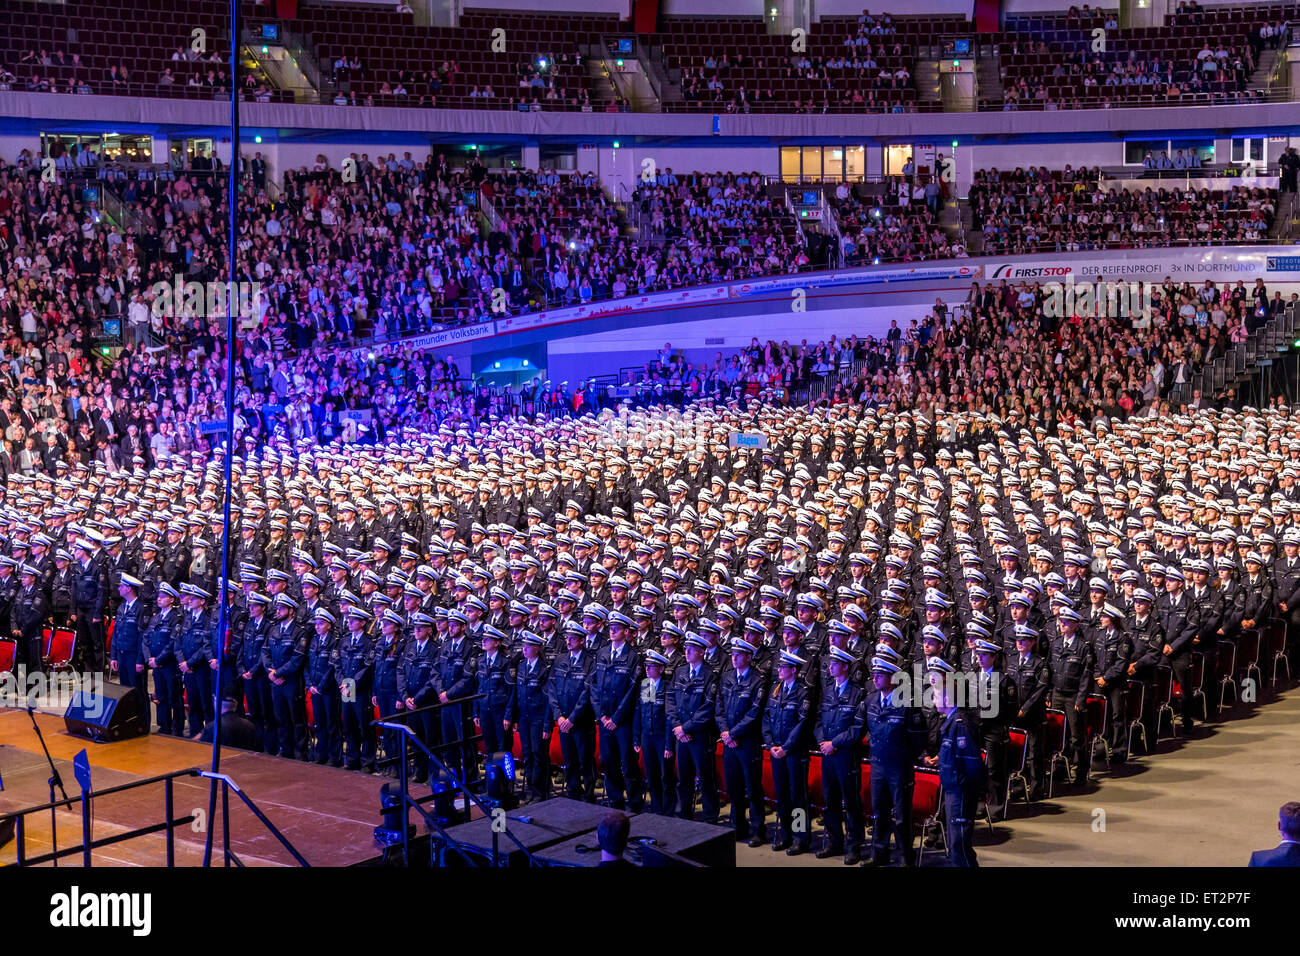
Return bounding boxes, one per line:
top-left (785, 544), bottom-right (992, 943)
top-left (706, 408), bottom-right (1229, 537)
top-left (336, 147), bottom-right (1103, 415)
top-left (63, 684), bottom-right (149, 742)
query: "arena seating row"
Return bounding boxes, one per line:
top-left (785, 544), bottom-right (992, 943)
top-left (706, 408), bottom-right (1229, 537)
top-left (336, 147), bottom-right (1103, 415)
top-left (2, 2), bottom-right (1291, 112)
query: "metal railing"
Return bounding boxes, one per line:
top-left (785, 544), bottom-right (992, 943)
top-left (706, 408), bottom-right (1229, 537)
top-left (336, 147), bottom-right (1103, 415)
top-left (0, 765), bottom-right (307, 867)
top-left (371, 692), bottom-right (541, 868)
top-left (1176, 300), bottom-right (1300, 408)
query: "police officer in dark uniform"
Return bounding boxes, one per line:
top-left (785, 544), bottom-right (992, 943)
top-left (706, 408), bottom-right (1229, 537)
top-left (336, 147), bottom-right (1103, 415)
top-left (972, 637), bottom-right (1016, 816)
top-left (177, 583), bottom-right (215, 738)
top-left (716, 636), bottom-right (768, 845)
top-left (473, 624), bottom-right (515, 757)
top-left (932, 658), bottom-right (986, 867)
top-left (70, 537), bottom-right (110, 672)
top-left (397, 610), bottom-right (438, 782)
top-left (1157, 567), bottom-right (1201, 736)
top-left (1049, 607), bottom-right (1096, 786)
top-left (338, 605), bottom-right (376, 771)
top-left (633, 647), bottom-right (674, 816)
top-left (109, 573), bottom-right (149, 702)
top-left (50, 549), bottom-right (75, 634)
top-left (143, 582), bottom-right (184, 735)
top-left (668, 633), bottom-right (719, 823)
top-left (11, 564), bottom-right (49, 672)
top-left (815, 644), bottom-right (866, 864)
top-left (1091, 603), bottom-right (1132, 763)
top-left (511, 630), bottom-right (553, 803)
top-left (305, 608), bottom-right (343, 766)
top-left (263, 593), bottom-right (308, 760)
top-left (763, 648), bottom-right (812, 854)
top-left (238, 591), bottom-right (278, 754)
top-left (376, 608), bottom-right (415, 777)
top-left (550, 620), bottom-right (597, 801)
top-left (427, 608), bottom-right (478, 785)
top-left (590, 611), bottom-right (642, 811)
top-left (1009, 624), bottom-right (1050, 798)
top-left (863, 648), bottom-right (928, 867)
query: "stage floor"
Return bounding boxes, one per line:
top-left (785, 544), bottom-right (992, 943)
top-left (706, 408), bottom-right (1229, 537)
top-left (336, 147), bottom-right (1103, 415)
top-left (0, 711), bottom-right (396, 867)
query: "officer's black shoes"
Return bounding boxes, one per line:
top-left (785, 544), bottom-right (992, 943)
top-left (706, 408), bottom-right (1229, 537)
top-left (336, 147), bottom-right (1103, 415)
top-left (922, 833), bottom-right (942, 849)
top-left (331, 759), bottom-right (344, 768)
top-left (412, 774), bottom-right (429, 785)
top-left (747, 834), bottom-right (767, 848)
top-left (814, 844), bottom-right (842, 860)
top-left (771, 837), bottom-right (793, 852)
top-left (843, 847), bottom-right (861, 866)
top-left (859, 855), bottom-right (889, 868)
top-left (786, 844), bottom-right (808, 857)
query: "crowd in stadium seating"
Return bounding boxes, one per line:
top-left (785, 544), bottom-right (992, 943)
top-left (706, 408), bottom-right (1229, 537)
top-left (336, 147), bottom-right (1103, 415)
top-left (968, 166), bottom-right (1278, 254)
top-left (6, 135), bottom-right (1296, 486)
top-left (0, 150), bottom-right (486, 475)
top-left (3, 3), bottom-right (1291, 114)
top-left (630, 171), bottom-right (818, 286)
top-left (831, 178), bottom-right (964, 266)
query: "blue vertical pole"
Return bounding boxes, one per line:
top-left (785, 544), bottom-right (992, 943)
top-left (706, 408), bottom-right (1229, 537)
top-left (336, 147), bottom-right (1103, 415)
top-left (203, 0), bottom-right (240, 868)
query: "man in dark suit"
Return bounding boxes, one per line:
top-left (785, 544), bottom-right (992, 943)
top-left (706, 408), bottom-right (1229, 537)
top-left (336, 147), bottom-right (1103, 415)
top-left (1249, 802), bottom-right (1300, 867)
top-left (0, 439), bottom-right (15, 484)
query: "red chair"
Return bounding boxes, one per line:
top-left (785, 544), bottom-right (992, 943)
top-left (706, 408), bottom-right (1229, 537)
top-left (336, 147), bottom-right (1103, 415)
top-left (105, 617), bottom-right (115, 658)
top-left (0, 639), bottom-right (16, 676)
top-left (1042, 709), bottom-right (1068, 797)
top-left (549, 730), bottom-right (565, 769)
top-left (304, 690), bottom-right (315, 728)
top-left (806, 751), bottom-right (825, 810)
top-left (912, 768), bottom-right (944, 864)
top-left (714, 740), bottom-right (727, 801)
top-left (858, 759), bottom-right (873, 819)
top-left (1004, 728), bottom-right (1029, 817)
top-left (43, 627), bottom-right (76, 670)
top-left (761, 747), bottom-right (776, 806)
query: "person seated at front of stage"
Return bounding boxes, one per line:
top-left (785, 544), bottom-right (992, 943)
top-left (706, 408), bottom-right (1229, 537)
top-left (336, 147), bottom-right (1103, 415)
top-left (1249, 802), bottom-right (1300, 866)
top-left (200, 696), bottom-right (262, 752)
top-left (596, 811), bottom-right (633, 867)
